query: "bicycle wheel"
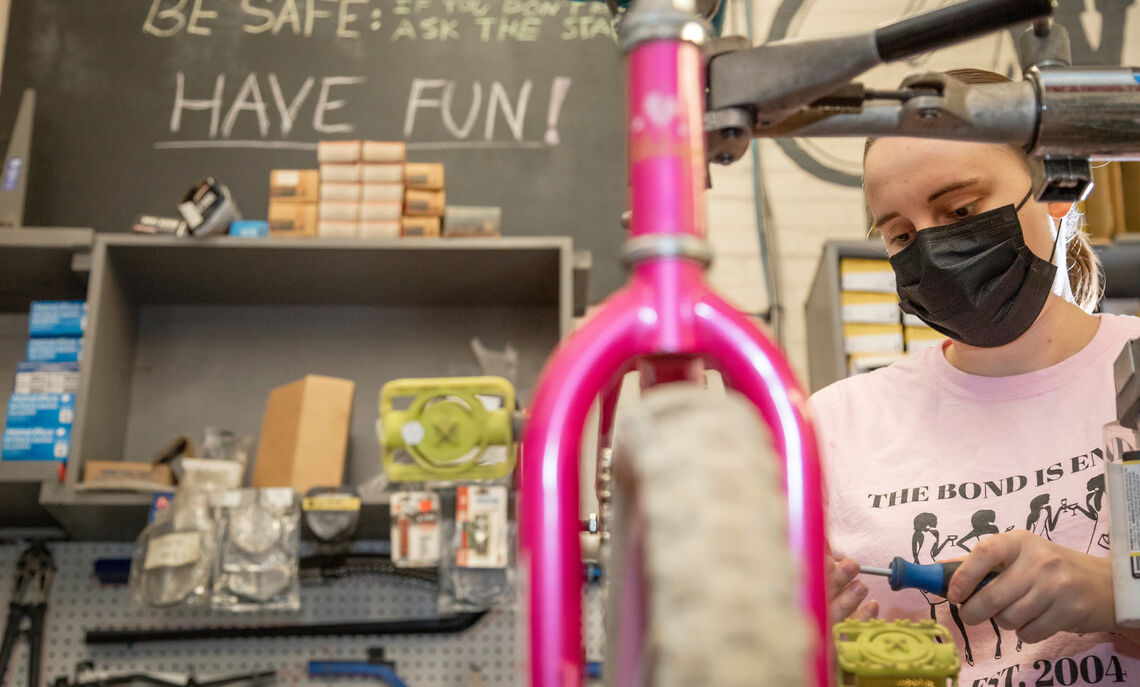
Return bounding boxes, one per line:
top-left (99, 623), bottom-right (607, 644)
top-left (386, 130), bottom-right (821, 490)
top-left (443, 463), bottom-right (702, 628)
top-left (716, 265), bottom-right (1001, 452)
top-left (602, 383), bottom-right (809, 687)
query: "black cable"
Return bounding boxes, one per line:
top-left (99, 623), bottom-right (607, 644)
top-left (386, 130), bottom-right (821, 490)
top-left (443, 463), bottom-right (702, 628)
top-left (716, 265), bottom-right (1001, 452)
top-left (85, 611), bottom-right (487, 645)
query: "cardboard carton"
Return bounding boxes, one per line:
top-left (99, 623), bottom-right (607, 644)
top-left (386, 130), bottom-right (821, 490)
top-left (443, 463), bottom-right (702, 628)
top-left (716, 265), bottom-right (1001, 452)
top-left (253, 375), bottom-right (354, 493)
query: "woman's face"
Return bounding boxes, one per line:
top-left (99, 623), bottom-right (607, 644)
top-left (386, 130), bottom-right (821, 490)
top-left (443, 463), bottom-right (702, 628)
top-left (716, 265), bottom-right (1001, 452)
top-left (864, 138), bottom-right (1058, 259)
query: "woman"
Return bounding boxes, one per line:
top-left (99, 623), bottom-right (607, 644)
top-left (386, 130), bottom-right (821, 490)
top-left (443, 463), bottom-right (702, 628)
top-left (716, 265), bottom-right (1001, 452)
top-left (814, 69), bottom-right (1140, 684)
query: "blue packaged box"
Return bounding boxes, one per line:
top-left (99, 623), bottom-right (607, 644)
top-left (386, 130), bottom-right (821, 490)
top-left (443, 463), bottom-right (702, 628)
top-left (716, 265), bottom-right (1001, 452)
top-left (1, 426), bottom-right (70, 461)
top-left (230, 220), bottom-right (269, 238)
top-left (29, 301), bottom-right (86, 338)
top-left (14, 362), bottom-right (80, 395)
top-left (26, 337), bottom-right (83, 363)
top-left (5, 393), bottom-right (76, 429)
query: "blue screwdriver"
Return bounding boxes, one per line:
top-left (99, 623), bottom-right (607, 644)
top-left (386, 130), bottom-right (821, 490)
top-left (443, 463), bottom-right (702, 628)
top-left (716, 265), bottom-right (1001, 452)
top-left (860, 557), bottom-right (1000, 598)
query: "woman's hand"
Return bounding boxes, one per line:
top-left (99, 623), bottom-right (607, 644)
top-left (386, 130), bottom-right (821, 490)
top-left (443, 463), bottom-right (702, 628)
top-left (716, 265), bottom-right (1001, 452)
top-left (827, 556), bottom-right (879, 623)
top-left (948, 530), bottom-right (1114, 643)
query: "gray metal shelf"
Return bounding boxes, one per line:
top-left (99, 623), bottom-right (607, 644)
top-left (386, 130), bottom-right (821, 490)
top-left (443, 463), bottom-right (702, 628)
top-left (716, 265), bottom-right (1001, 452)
top-left (804, 239), bottom-right (889, 393)
top-left (0, 227), bottom-right (93, 535)
top-left (36, 235), bottom-right (573, 540)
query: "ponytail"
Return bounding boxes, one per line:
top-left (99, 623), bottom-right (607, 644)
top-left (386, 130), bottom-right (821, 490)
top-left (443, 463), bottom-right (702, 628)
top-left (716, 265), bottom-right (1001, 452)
top-left (1061, 207), bottom-right (1104, 312)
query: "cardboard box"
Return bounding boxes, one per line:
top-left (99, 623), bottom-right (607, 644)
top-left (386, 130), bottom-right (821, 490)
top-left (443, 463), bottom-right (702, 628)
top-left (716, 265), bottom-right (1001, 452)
top-left (405, 163), bottom-right (444, 190)
top-left (29, 301), bottom-right (86, 338)
top-left (362, 140), bottom-right (406, 162)
top-left (360, 221), bottom-right (400, 239)
top-left (26, 337), bottom-right (83, 363)
top-left (319, 201), bottom-right (361, 222)
top-left (83, 460), bottom-right (174, 486)
top-left (443, 205), bottom-right (501, 237)
top-left (843, 323), bottom-right (904, 354)
top-left (14, 362), bottom-right (79, 395)
top-left (5, 393), bottom-right (75, 429)
top-left (404, 189), bottom-right (446, 217)
top-left (905, 325), bottom-right (946, 354)
top-left (360, 202), bottom-right (402, 222)
top-left (269, 169), bottom-right (319, 203)
top-left (320, 182), bottom-right (362, 202)
top-left (229, 220), bottom-right (269, 238)
top-left (402, 216), bottom-right (441, 237)
top-left (318, 140), bottom-right (362, 163)
top-left (362, 163), bottom-right (404, 184)
top-left (253, 375), bottom-right (355, 493)
top-left (1, 426), bottom-right (70, 462)
top-left (268, 201), bottom-right (318, 237)
top-left (318, 221), bottom-right (361, 239)
top-left (1084, 162), bottom-right (1125, 240)
top-left (840, 258), bottom-right (896, 293)
top-left (1121, 162), bottom-right (1140, 235)
top-left (362, 184), bottom-right (404, 203)
top-left (320, 163), bottom-right (361, 183)
top-left (840, 292), bottom-right (901, 325)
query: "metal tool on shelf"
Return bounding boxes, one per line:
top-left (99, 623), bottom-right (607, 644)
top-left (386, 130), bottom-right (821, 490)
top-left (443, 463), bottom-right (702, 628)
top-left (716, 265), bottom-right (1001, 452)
top-left (0, 542), bottom-right (54, 687)
top-left (51, 662), bottom-right (275, 687)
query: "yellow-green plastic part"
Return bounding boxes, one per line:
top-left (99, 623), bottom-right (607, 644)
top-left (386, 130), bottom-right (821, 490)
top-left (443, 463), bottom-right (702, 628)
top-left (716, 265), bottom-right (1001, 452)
top-left (378, 376), bottom-right (516, 482)
top-left (834, 619), bottom-right (960, 687)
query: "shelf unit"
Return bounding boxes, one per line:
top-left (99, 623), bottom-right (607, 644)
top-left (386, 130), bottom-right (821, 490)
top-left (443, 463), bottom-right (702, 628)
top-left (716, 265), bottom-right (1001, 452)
top-left (0, 227), bottom-right (93, 536)
top-left (0, 234), bottom-right (573, 540)
top-left (806, 237), bottom-right (1140, 393)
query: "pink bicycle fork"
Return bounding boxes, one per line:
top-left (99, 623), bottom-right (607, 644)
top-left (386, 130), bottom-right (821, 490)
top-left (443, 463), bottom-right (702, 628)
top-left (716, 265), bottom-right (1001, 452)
top-left (519, 36), bottom-right (830, 687)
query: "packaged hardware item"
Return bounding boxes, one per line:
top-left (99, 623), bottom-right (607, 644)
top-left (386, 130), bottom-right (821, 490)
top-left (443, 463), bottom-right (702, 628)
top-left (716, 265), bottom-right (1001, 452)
top-left (212, 488), bottom-right (300, 612)
top-left (439, 485), bottom-right (515, 611)
top-left (29, 301), bottom-right (86, 338)
top-left (4, 393), bottom-right (75, 429)
top-left (1, 426), bottom-right (70, 462)
top-left (26, 337), bottom-right (83, 363)
top-left (390, 490), bottom-right (441, 568)
top-left (129, 489), bottom-right (217, 607)
top-left (14, 362), bottom-right (79, 395)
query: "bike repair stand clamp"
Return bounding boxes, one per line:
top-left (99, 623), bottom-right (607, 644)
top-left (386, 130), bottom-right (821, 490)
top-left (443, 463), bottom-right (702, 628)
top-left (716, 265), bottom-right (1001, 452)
top-left (0, 542), bottom-right (54, 687)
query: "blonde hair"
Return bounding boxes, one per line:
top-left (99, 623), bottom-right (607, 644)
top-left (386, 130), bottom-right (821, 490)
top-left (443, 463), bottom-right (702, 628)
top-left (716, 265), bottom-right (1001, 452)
top-left (864, 68), bottom-right (1103, 312)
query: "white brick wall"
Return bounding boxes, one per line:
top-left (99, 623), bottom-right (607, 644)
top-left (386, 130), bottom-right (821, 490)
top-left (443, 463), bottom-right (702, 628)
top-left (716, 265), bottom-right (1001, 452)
top-left (706, 0), bottom-right (1140, 381)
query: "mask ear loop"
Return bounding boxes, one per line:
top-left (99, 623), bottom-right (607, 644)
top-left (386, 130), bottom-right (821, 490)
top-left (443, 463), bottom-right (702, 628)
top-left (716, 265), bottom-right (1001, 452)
top-left (1015, 189), bottom-right (1062, 264)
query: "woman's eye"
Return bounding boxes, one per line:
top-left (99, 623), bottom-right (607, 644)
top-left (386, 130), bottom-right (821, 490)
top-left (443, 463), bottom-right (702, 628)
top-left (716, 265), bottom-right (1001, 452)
top-left (891, 231), bottom-right (913, 247)
top-left (950, 203), bottom-right (977, 219)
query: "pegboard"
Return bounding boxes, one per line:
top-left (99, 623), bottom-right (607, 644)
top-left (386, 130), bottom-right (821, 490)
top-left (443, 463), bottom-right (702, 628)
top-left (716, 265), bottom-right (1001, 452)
top-left (0, 543), bottom-right (606, 687)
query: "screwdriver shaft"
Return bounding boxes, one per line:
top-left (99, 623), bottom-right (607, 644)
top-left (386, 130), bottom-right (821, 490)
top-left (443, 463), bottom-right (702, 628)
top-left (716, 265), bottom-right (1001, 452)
top-left (859, 566), bottom-right (891, 577)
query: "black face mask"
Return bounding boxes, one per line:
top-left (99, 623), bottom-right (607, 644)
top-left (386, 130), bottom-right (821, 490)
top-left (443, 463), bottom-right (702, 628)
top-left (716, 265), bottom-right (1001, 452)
top-left (889, 190), bottom-right (1059, 348)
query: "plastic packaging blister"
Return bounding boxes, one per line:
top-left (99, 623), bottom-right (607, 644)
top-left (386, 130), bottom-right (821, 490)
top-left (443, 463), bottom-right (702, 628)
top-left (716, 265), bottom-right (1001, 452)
top-left (129, 489), bottom-right (217, 608)
top-left (211, 488), bottom-right (301, 612)
top-left (438, 485), bottom-right (516, 612)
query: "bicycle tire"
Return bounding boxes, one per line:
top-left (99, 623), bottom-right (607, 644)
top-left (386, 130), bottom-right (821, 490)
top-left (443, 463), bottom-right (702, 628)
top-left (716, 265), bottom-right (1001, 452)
top-left (603, 383), bottom-right (809, 687)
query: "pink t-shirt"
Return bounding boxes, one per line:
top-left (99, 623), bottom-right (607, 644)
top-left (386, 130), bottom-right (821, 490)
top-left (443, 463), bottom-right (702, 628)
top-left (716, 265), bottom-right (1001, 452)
top-left (810, 313), bottom-right (1140, 687)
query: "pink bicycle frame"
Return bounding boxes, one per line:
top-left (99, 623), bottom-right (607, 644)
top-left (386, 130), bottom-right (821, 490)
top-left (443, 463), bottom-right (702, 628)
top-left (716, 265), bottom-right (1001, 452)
top-left (519, 15), bottom-right (830, 687)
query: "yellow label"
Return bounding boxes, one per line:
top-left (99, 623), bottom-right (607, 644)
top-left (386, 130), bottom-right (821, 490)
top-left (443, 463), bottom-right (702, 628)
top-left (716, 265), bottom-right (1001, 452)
top-left (303, 495), bottom-right (362, 512)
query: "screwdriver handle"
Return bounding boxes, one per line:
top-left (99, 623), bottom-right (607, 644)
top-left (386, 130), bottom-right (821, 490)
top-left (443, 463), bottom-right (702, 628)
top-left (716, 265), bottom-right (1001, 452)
top-left (888, 557), bottom-right (999, 598)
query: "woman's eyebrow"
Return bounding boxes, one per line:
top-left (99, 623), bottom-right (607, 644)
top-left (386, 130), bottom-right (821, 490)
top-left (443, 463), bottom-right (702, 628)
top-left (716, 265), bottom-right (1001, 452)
top-left (927, 178), bottom-right (981, 203)
top-left (872, 178), bottom-right (983, 229)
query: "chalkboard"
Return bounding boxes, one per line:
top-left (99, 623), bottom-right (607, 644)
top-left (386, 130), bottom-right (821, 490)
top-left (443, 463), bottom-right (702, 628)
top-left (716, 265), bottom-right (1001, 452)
top-left (0, 0), bottom-right (627, 300)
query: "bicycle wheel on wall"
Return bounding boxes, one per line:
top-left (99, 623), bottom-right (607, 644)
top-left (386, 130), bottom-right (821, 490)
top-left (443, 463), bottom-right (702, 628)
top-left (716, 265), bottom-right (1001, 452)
top-left (603, 383), bottom-right (810, 687)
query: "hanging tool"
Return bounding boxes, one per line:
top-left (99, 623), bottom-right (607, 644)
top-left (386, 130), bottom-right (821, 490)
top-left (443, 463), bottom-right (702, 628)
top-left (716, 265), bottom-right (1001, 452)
top-left (0, 542), bottom-right (54, 687)
top-left (51, 662), bottom-right (275, 687)
top-left (307, 649), bottom-right (410, 687)
top-left (861, 557), bottom-right (999, 598)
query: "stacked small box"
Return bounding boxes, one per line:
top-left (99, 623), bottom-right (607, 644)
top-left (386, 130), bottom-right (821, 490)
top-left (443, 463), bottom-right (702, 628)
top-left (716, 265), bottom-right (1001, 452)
top-left (268, 170), bottom-right (319, 238)
top-left (2, 301), bottom-right (85, 462)
top-left (319, 141), bottom-right (408, 239)
top-left (403, 162), bottom-right (445, 237)
top-left (839, 259), bottom-right (904, 376)
top-left (903, 313), bottom-right (947, 354)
